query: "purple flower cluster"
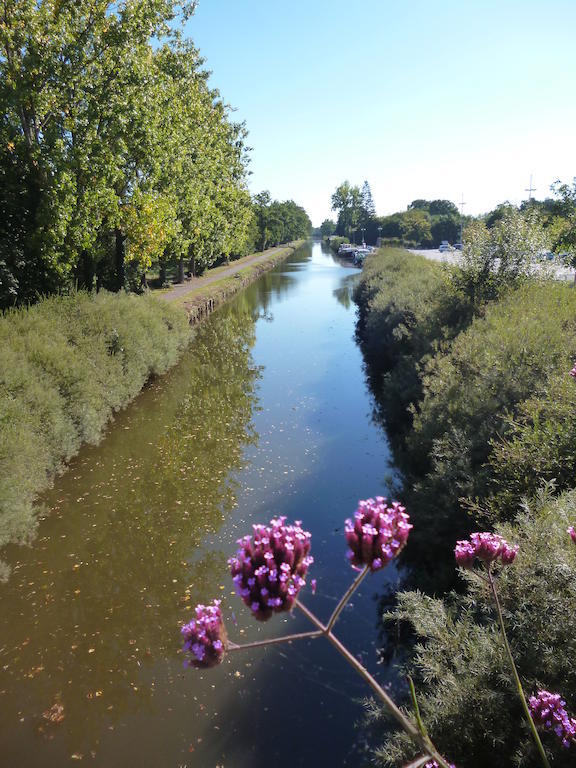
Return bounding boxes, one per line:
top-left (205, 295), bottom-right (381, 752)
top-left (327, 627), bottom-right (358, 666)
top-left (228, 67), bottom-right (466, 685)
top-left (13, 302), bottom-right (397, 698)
top-left (568, 526), bottom-right (576, 544)
top-left (229, 517), bottom-right (313, 621)
top-left (570, 364), bottom-right (576, 379)
top-left (424, 761), bottom-right (455, 768)
top-left (181, 600), bottom-right (227, 668)
top-left (529, 690), bottom-right (576, 748)
top-left (345, 497), bottom-right (412, 571)
top-left (454, 532), bottom-right (518, 568)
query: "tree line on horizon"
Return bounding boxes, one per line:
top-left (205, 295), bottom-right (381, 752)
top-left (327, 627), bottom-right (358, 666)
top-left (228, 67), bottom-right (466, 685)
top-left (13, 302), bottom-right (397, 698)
top-left (322, 179), bottom-right (576, 254)
top-left (0, 0), bottom-right (311, 310)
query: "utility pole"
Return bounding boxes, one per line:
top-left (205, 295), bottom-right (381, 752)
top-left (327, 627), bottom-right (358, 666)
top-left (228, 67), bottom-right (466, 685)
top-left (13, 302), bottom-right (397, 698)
top-left (459, 193), bottom-right (466, 246)
top-left (525, 174), bottom-right (536, 200)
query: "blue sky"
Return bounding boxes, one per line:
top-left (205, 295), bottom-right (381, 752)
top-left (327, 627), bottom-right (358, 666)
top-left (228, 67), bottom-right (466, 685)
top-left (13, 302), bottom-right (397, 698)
top-left (186, 0), bottom-right (576, 225)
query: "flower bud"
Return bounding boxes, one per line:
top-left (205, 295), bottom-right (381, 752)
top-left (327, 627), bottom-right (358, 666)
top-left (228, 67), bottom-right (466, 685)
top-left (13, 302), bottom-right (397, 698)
top-left (229, 517), bottom-right (313, 621)
top-left (181, 600), bottom-right (227, 668)
top-left (345, 497), bottom-right (412, 571)
top-left (530, 690), bottom-right (576, 748)
top-left (454, 533), bottom-right (518, 568)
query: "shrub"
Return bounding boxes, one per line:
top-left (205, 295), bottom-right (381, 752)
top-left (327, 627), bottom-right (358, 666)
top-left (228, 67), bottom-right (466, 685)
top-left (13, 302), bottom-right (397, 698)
top-left (374, 488), bottom-right (576, 768)
top-left (0, 291), bottom-right (191, 564)
top-left (354, 249), bottom-right (469, 438)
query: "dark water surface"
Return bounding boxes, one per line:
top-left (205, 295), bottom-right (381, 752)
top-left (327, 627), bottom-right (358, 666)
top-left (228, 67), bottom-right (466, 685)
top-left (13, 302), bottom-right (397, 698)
top-left (0, 242), bottom-right (398, 767)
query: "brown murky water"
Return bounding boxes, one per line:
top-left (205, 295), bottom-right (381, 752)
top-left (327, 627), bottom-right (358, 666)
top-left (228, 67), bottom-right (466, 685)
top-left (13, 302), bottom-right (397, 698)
top-left (0, 243), bottom-right (397, 767)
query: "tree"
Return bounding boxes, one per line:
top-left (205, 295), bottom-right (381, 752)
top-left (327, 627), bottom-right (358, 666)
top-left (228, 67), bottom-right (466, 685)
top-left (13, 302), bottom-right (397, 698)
top-left (320, 219), bottom-right (336, 238)
top-left (361, 180), bottom-right (376, 219)
top-left (456, 209), bottom-right (549, 308)
top-left (0, 0), bottom-right (254, 304)
top-left (550, 178), bottom-right (576, 261)
top-left (331, 181), bottom-right (363, 239)
top-left (428, 199), bottom-right (459, 217)
top-left (401, 209), bottom-right (432, 245)
top-left (431, 215), bottom-right (460, 247)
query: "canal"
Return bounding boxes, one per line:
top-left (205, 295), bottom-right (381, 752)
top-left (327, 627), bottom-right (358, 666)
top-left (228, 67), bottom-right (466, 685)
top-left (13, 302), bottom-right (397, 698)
top-left (0, 241), bottom-right (399, 767)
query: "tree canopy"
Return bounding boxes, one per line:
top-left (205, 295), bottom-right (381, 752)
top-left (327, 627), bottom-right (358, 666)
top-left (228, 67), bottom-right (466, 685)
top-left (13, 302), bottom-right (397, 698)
top-left (0, 0), bottom-right (311, 307)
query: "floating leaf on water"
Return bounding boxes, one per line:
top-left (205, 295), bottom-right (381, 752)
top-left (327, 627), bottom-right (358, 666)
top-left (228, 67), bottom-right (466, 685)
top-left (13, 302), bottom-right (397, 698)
top-left (42, 703), bottom-right (65, 724)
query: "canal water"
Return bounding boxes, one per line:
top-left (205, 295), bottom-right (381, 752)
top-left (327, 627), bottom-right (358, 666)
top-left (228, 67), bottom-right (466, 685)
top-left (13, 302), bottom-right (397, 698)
top-left (0, 242), bottom-right (399, 767)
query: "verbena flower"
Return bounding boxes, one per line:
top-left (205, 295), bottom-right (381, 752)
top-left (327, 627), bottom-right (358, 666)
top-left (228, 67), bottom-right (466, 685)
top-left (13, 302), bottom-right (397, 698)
top-left (424, 761), bottom-right (455, 768)
top-left (181, 600), bottom-right (227, 668)
top-left (229, 517), bottom-right (313, 621)
top-left (345, 497), bottom-right (412, 571)
top-left (570, 364), bottom-right (576, 378)
top-left (568, 526), bottom-right (576, 544)
top-left (529, 690), bottom-right (576, 748)
top-left (454, 532), bottom-right (518, 568)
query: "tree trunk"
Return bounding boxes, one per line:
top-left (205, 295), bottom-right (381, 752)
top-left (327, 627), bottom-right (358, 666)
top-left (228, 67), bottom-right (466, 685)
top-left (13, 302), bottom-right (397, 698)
top-left (114, 228), bottom-right (126, 291)
top-left (76, 250), bottom-right (95, 290)
top-left (178, 256), bottom-right (185, 283)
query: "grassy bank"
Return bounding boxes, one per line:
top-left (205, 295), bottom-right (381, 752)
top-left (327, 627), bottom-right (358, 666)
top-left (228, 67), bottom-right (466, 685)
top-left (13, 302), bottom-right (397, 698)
top-left (0, 291), bottom-right (191, 573)
top-left (354, 247), bottom-right (576, 767)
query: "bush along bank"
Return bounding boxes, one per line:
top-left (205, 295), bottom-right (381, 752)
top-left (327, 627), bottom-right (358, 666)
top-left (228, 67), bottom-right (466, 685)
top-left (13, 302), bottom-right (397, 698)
top-left (354, 246), bottom-right (576, 767)
top-left (0, 291), bottom-right (191, 575)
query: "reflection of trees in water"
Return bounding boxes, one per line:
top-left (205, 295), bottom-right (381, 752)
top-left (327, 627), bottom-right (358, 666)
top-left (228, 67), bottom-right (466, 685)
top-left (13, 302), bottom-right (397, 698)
top-left (0, 307), bottom-right (262, 757)
top-left (333, 274), bottom-right (361, 310)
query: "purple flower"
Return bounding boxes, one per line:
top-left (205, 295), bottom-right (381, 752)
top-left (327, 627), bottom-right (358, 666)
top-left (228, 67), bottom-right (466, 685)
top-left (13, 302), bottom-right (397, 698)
top-left (229, 517), bottom-right (313, 621)
top-left (345, 497), bottom-right (412, 571)
top-left (570, 364), bottom-right (576, 379)
top-left (424, 761), bottom-right (455, 768)
top-left (568, 526), bottom-right (576, 544)
top-left (454, 532), bottom-right (518, 569)
top-left (530, 690), bottom-right (576, 748)
top-left (181, 600), bottom-right (227, 668)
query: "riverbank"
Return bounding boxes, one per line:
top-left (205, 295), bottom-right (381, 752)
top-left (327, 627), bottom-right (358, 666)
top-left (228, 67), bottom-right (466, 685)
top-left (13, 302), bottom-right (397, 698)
top-left (161, 241), bottom-right (306, 322)
top-left (353, 246), bottom-right (576, 767)
top-left (0, 242), bottom-right (397, 768)
top-left (0, 292), bottom-right (191, 573)
top-left (0, 241), bottom-right (306, 573)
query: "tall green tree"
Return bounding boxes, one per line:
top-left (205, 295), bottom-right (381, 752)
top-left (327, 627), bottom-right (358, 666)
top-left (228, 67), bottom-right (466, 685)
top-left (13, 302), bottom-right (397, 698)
top-left (0, 0), bottom-right (256, 305)
top-left (331, 180), bottom-right (363, 240)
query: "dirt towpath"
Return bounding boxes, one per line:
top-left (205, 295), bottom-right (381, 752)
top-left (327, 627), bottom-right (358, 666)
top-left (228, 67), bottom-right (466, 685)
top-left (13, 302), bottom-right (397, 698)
top-left (160, 245), bottom-right (298, 303)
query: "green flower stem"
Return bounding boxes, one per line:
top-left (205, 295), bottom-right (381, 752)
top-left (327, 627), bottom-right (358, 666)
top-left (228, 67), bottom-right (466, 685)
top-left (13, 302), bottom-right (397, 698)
top-left (487, 568), bottom-right (551, 768)
top-left (228, 629), bottom-right (322, 651)
top-left (408, 675), bottom-right (429, 740)
top-left (295, 598), bottom-right (452, 768)
top-left (228, 570), bottom-right (453, 768)
top-left (326, 565), bottom-right (370, 631)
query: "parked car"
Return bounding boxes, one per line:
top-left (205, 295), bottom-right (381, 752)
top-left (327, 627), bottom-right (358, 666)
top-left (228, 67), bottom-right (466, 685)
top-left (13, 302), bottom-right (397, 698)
top-left (453, 242), bottom-right (463, 251)
top-left (438, 241), bottom-right (452, 253)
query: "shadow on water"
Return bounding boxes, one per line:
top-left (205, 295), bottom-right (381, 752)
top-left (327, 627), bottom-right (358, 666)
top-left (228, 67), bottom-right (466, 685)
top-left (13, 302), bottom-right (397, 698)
top-left (0, 242), bottom-right (400, 767)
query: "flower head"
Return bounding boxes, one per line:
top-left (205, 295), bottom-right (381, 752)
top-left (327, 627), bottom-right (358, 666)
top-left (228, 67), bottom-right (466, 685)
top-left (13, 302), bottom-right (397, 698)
top-left (568, 526), bottom-right (576, 544)
top-left (229, 517), bottom-right (313, 621)
top-left (181, 600), bottom-right (227, 668)
top-left (345, 497), bottom-right (412, 571)
top-left (454, 532), bottom-right (518, 569)
top-left (570, 364), bottom-right (576, 379)
top-left (529, 690), bottom-right (576, 748)
top-left (424, 761), bottom-right (455, 768)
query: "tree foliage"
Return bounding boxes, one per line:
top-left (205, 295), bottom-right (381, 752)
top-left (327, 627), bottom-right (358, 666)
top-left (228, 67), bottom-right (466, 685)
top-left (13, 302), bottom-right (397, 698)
top-left (251, 192), bottom-right (311, 251)
top-left (0, 0), bottom-right (261, 306)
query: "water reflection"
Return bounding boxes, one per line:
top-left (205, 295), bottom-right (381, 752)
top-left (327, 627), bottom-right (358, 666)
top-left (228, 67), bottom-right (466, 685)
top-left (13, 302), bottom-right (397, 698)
top-left (0, 242), bottom-right (396, 767)
top-left (0, 306), bottom-right (262, 765)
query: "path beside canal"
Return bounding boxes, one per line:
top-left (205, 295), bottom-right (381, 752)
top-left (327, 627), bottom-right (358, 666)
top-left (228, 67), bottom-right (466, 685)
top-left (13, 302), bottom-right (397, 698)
top-left (161, 243), bottom-right (305, 303)
top-left (157, 241), bottom-right (306, 322)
